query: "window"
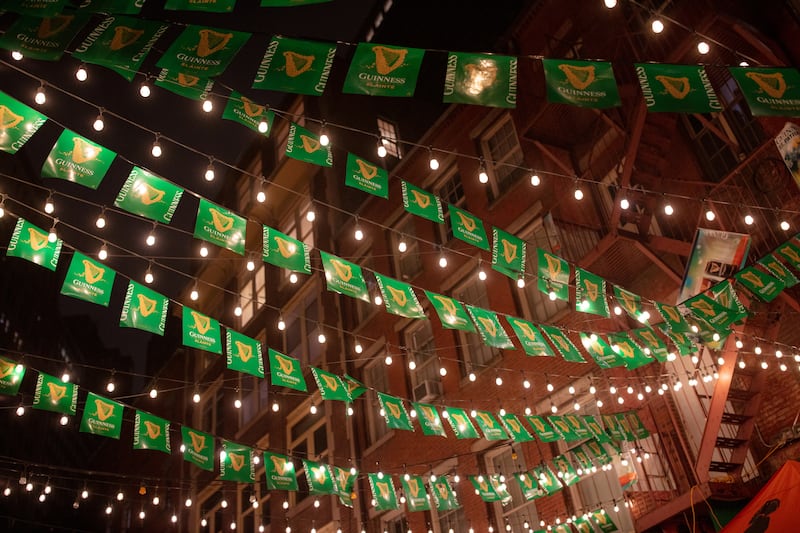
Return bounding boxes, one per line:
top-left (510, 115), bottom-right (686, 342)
top-left (199, 489), bottom-right (228, 533)
top-left (455, 278), bottom-right (499, 371)
top-left (377, 117), bottom-right (402, 158)
top-left (437, 507), bottom-right (467, 533)
top-left (240, 373), bottom-right (270, 427)
top-left (240, 474), bottom-right (270, 533)
top-left (384, 515), bottom-right (409, 533)
top-left (288, 400), bottom-right (329, 506)
top-left (405, 321), bottom-right (441, 401)
top-left (518, 223), bottom-right (568, 323)
top-left (392, 216), bottom-right (422, 280)
top-left (487, 448), bottom-right (539, 532)
top-left (478, 115), bottom-right (527, 199)
top-left (239, 263), bottom-right (266, 326)
top-left (201, 383), bottom-right (225, 436)
top-left (365, 358), bottom-right (390, 445)
top-left (436, 169), bottom-right (466, 243)
top-left (282, 288), bottom-right (322, 365)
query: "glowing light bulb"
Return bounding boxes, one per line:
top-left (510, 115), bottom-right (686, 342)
top-left (306, 210), bottom-right (316, 222)
top-left (144, 270), bottom-right (154, 284)
top-left (745, 214), bottom-right (754, 225)
top-left (106, 380), bottom-right (115, 393)
top-left (151, 141), bottom-right (162, 158)
top-left (190, 288), bottom-right (199, 301)
top-left (664, 203), bottom-right (674, 215)
top-left (604, 0), bottom-right (617, 7)
top-left (11, 51), bottom-right (23, 60)
top-left (234, 398), bottom-right (242, 409)
top-left (93, 114), bottom-right (104, 131)
top-left (495, 376), bottom-right (503, 386)
top-left (246, 259), bottom-right (256, 271)
top-left (199, 245), bottom-right (209, 257)
top-left (95, 214), bottom-right (106, 228)
top-left (468, 372), bottom-right (476, 382)
top-left (149, 388), bottom-right (158, 399)
top-left (318, 333), bottom-right (326, 344)
top-left (651, 19), bottom-right (664, 33)
top-left (139, 82), bottom-right (151, 98)
top-left (152, 495), bottom-right (160, 506)
top-left (439, 254), bottom-right (448, 268)
top-left (531, 173), bottom-right (541, 186)
top-left (146, 232), bottom-right (156, 246)
top-left (354, 227), bottom-right (364, 241)
top-left (620, 198), bottom-right (629, 210)
top-left (202, 99), bottom-right (213, 113)
top-left (277, 317), bottom-right (286, 330)
top-left (204, 165), bottom-right (215, 182)
top-left (523, 379), bottom-right (531, 389)
top-left (781, 220), bottom-right (791, 231)
top-left (429, 155), bottom-right (439, 170)
top-left (258, 120), bottom-right (269, 133)
top-left (98, 245), bottom-right (108, 261)
top-left (106, 505), bottom-right (113, 515)
top-left (234, 306), bottom-right (243, 317)
top-left (44, 198), bottom-right (54, 214)
top-left (697, 41), bottom-right (710, 54)
top-left (574, 188), bottom-right (584, 200)
top-left (289, 273), bottom-right (298, 284)
top-left (549, 290), bottom-right (557, 301)
top-left (705, 209), bottom-right (715, 221)
top-left (60, 415), bottom-right (68, 425)
top-left (192, 392), bottom-right (201, 403)
top-left (478, 268), bottom-right (487, 281)
top-left (377, 143), bottom-right (388, 158)
top-left (310, 405), bottom-right (317, 415)
top-left (272, 401), bottom-right (280, 412)
top-left (439, 366), bottom-right (447, 377)
top-left (256, 190), bottom-right (266, 203)
top-left (319, 132), bottom-right (330, 146)
top-left (478, 169), bottom-right (489, 183)
top-left (384, 355), bottom-right (393, 366)
top-left (354, 341), bottom-right (363, 354)
top-left (517, 278), bottom-right (525, 288)
top-left (35, 87), bottom-right (46, 105)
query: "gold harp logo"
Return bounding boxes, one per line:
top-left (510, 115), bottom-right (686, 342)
top-left (740, 271), bottom-right (764, 288)
top-left (144, 420), bottom-right (161, 439)
top-left (477, 478), bottom-right (489, 492)
top-left (337, 470), bottom-right (351, 489)
top-left (420, 405), bottom-right (438, 425)
top-left (27, 227), bottom-right (50, 251)
top-left (82, 259), bottom-right (105, 284)
top-left (196, 29), bottom-right (232, 58)
top-left (655, 75), bottom-right (691, 99)
top-left (110, 25), bottom-right (144, 51)
top-left (617, 342), bottom-right (635, 359)
top-left (554, 419), bottom-right (571, 435)
top-left (717, 290), bottom-right (730, 308)
top-left (386, 402), bottom-right (402, 419)
top-left (372, 46), bottom-right (407, 75)
top-left (274, 236), bottom-right (298, 258)
top-left (300, 134), bottom-right (321, 153)
top-left (544, 254), bottom-right (563, 279)
top-left (312, 466), bottom-right (327, 483)
top-left (661, 305), bottom-right (682, 323)
top-left (71, 137), bottom-right (100, 164)
top-left (433, 296), bottom-right (459, 320)
top-left (271, 455), bottom-right (292, 475)
top-left (137, 182), bottom-right (165, 205)
top-left (46, 381), bottom-right (67, 402)
top-left (330, 259), bottom-right (353, 282)
top-left (435, 482), bottom-right (449, 499)
top-left (188, 431), bottom-right (206, 453)
top-left (355, 159), bottom-right (378, 180)
top-left (780, 245), bottom-right (800, 264)
top-left (640, 330), bottom-right (658, 346)
top-left (463, 60), bottom-right (498, 95)
top-left (377, 481), bottom-right (390, 500)
top-left (596, 512), bottom-right (609, 524)
top-left (0, 106), bottom-right (24, 129)
top-left (559, 64), bottom-right (596, 90)
top-left (514, 320), bottom-right (536, 341)
top-left (283, 51), bottom-right (315, 77)
top-left (530, 417), bottom-right (546, 433)
top-left (583, 279), bottom-right (599, 301)
top-left (137, 294), bottom-right (157, 317)
top-left (320, 373), bottom-right (339, 392)
top-left (410, 189), bottom-right (431, 209)
top-left (452, 413), bottom-right (469, 430)
top-left (566, 415), bottom-right (582, 430)
top-left (275, 354), bottom-right (295, 375)
top-left (407, 478), bottom-right (420, 497)
top-left (228, 452), bottom-right (245, 472)
top-left (690, 299), bottom-right (715, 317)
top-left (476, 412), bottom-right (495, 429)
top-left (553, 334), bottom-right (571, 353)
top-left (386, 286), bottom-right (408, 307)
top-left (209, 208), bottom-right (234, 233)
top-left (477, 317), bottom-right (497, 337)
top-left (190, 311), bottom-right (212, 334)
top-left (500, 239), bottom-right (517, 264)
top-left (240, 96), bottom-right (265, 117)
top-left (177, 72), bottom-right (200, 87)
top-left (620, 291), bottom-right (638, 314)
top-left (38, 15), bottom-right (73, 39)
top-left (521, 474), bottom-right (534, 489)
top-left (589, 441), bottom-right (602, 455)
top-left (234, 340), bottom-right (253, 362)
top-left (93, 398), bottom-right (115, 421)
top-left (576, 522), bottom-right (591, 533)
top-left (506, 417), bottom-right (522, 433)
top-left (455, 211), bottom-right (477, 232)
top-left (0, 360), bottom-right (15, 379)
top-left (746, 71), bottom-right (787, 98)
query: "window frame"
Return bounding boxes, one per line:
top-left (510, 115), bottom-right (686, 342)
top-left (484, 446), bottom-right (540, 533)
top-left (281, 281), bottom-right (323, 366)
top-left (477, 113), bottom-right (527, 200)
top-left (286, 396), bottom-right (329, 508)
top-left (452, 274), bottom-right (500, 375)
top-left (391, 215), bottom-right (423, 281)
top-left (238, 262), bottom-right (267, 327)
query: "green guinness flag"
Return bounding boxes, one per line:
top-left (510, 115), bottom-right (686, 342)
top-left (730, 67), bottom-right (800, 117)
top-left (710, 280), bottom-right (748, 322)
top-left (413, 402), bottom-right (446, 437)
top-left (181, 426), bottom-right (214, 471)
top-left (343, 42), bottom-right (425, 97)
top-left (378, 392), bottom-right (413, 431)
top-left (735, 265), bottom-right (784, 302)
top-left (537, 248), bottom-right (569, 301)
top-left (591, 509), bottom-right (619, 532)
top-left (448, 204), bottom-right (489, 250)
top-left (425, 290), bottom-right (474, 332)
top-left (222, 91), bottom-right (275, 135)
top-left (33, 372), bottom-right (77, 414)
top-left (114, 167), bottom-right (183, 223)
top-left (631, 327), bottom-right (670, 362)
top-left (8, 0), bottom-right (69, 16)
top-left (374, 273), bottom-right (425, 318)
top-left (402, 475), bottom-right (430, 511)
top-left (182, 307), bottom-right (221, 354)
top-left (572, 446), bottom-right (594, 471)
top-left (133, 410), bottom-right (170, 453)
top-left (635, 63), bottom-right (721, 113)
top-left (549, 415), bottom-right (581, 441)
top-left (553, 454), bottom-right (579, 486)
top-left (319, 251), bottom-right (370, 302)
top-left (72, 17), bottom-right (168, 81)
top-left (684, 291), bottom-right (738, 332)
top-left (443, 52), bottom-right (517, 108)
top-left (444, 406), bottom-right (479, 439)
top-left (80, 392), bottom-right (123, 439)
top-left (517, 471), bottom-right (546, 501)
top-left (655, 302), bottom-right (690, 332)
top-left (758, 254), bottom-right (798, 288)
top-left (343, 374), bottom-right (366, 400)
top-left (573, 517), bottom-right (595, 533)
top-left (575, 267), bottom-right (609, 316)
top-left (369, 474), bottom-right (399, 511)
top-left (268, 349), bottom-right (307, 391)
top-left (42, 129), bottom-right (115, 189)
top-left (608, 332), bottom-right (653, 370)
top-left (0, 357), bottom-right (25, 396)
top-left (540, 325), bottom-right (586, 363)
top-left (580, 333), bottom-right (624, 369)
top-left (506, 316), bottom-right (553, 356)
top-left (60, 251), bottom-right (115, 306)
top-left (430, 478), bottom-right (459, 511)
top-left (402, 181), bottom-right (444, 223)
top-left (345, 153), bottom-right (389, 198)
top-left (533, 466), bottom-right (562, 495)
top-left (164, 0), bottom-right (235, 12)
top-left (0, 13), bottom-right (88, 61)
top-left (156, 25), bottom-right (250, 78)
top-left (226, 330), bottom-right (264, 378)
top-left (0, 91), bottom-right (47, 154)
top-left (253, 35), bottom-right (336, 95)
top-left (304, 460), bottom-right (336, 494)
top-left (525, 415), bottom-right (561, 442)
top-left (584, 416), bottom-right (611, 444)
top-left (262, 226), bottom-right (310, 273)
top-left (154, 69), bottom-right (214, 100)
top-left (470, 475), bottom-right (500, 502)
top-left (542, 59), bottom-right (621, 108)
top-left (311, 367), bottom-right (351, 402)
top-left (626, 411), bottom-right (650, 439)
top-left (613, 285), bottom-right (643, 322)
top-left (615, 413), bottom-right (637, 441)
top-left (74, 0), bottom-right (144, 14)
top-left (285, 122), bottom-right (332, 166)
top-left (120, 281), bottom-right (168, 335)
top-left (467, 306), bottom-right (514, 349)
top-left (221, 441), bottom-right (255, 482)
top-left (658, 324), bottom-right (697, 355)
top-left (7, 218), bottom-right (62, 271)
top-left (492, 227), bottom-right (525, 278)
top-left (194, 198), bottom-right (246, 255)
top-left (776, 239), bottom-right (800, 271)
top-left (500, 413), bottom-right (534, 442)
top-left (264, 452), bottom-right (298, 490)
top-left (333, 466), bottom-right (356, 507)
top-left (473, 410), bottom-right (508, 441)
top-left (585, 439), bottom-right (612, 462)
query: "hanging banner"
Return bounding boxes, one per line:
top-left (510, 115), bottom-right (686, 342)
top-left (114, 167), bottom-right (183, 223)
top-left (537, 248), bottom-right (569, 301)
top-left (615, 413), bottom-right (637, 441)
top-left (540, 325), bottom-right (586, 363)
top-left (133, 410), bottom-right (170, 453)
top-left (608, 332), bottom-right (654, 370)
top-left (533, 465), bottom-right (562, 495)
top-left (499, 413), bottom-right (534, 442)
top-left (424, 290), bottom-right (475, 332)
top-left (679, 228), bottom-right (750, 301)
top-left (525, 415), bottom-right (561, 442)
top-left (635, 63), bottom-right (721, 113)
top-left (584, 416), bottom-right (611, 444)
top-left (553, 454), bottom-right (580, 486)
top-left (580, 333), bottom-right (625, 369)
top-left (0, 13), bottom-right (88, 61)
top-left (659, 324), bottom-right (698, 355)
top-left (758, 254), bottom-right (798, 287)
top-left (60, 251), bottom-right (115, 307)
top-left (776, 238), bottom-right (800, 270)
top-left (72, 16), bottom-right (168, 81)
top-left (730, 67), bottom-right (800, 117)
top-left (7, 0), bottom-right (70, 16)
top-left (264, 452), bottom-right (298, 490)
top-left (345, 152), bottom-right (389, 198)
top-left (220, 441), bottom-right (255, 482)
top-left (630, 327), bottom-right (670, 362)
top-left (506, 316), bottom-right (553, 356)
top-left (253, 35), bottom-right (336, 95)
top-left (222, 91), bottom-right (275, 135)
top-left (226, 330), bottom-right (264, 378)
top-left (182, 307), bottom-right (222, 354)
top-left (443, 52), bottom-right (517, 108)
top-left (343, 42), bottom-right (425, 97)
top-left (311, 367), bottom-right (351, 402)
top-left (517, 471), bottom-right (546, 501)
top-left (470, 475), bottom-right (501, 502)
top-left (154, 69), bottom-right (214, 100)
top-left (262, 226), bottom-right (311, 274)
top-left (303, 460), bottom-right (336, 494)
top-left (369, 474), bottom-right (399, 511)
top-left (268, 349), bottom-right (307, 391)
top-left (613, 285), bottom-right (643, 322)
top-left (473, 410), bottom-right (508, 440)
top-left (466, 305), bottom-right (515, 349)
top-left (573, 517), bottom-right (595, 533)
top-left (448, 204), bottom-right (490, 251)
top-left (319, 251), bottom-right (370, 302)
top-left (156, 25), bottom-right (250, 77)
top-left (655, 302), bottom-right (690, 332)
top-left (413, 402), bottom-right (447, 437)
top-left (41, 129), bottom-right (116, 189)
top-left (194, 198), bottom-right (246, 255)
top-left (80, 392), bottom-right (123, 439)
top-left (402, 475), bottom-right (431, 511)
top-left (332, 465), bottom-right (356, 508)
top-left (285, 122), bottom-right (332, 166)
top-left (74, 0), bottom-right (145, 15)
top-left (492, 227), bottom-right (525, 278)
top-left (119, 281), bottom-right (168, 335)
top-left (585, 439), bottom-right (612, 463)
top-left (7, 218), bottom-right (62, 271)
top-left (33, 372), bottom-right (77, 414)
top-left (683, 290), bottom-right (740, 333)
top-left (575, 267), bottom-right (609, 316)
top-left (181, 426), bottom-right (214, 471)
top-left (430, 477), bottom-right (459, 511)
top-left (402, 181), bottom-right (444, 223)
top-left (591, 509), bottom-right (619, 532)
top-left (378, 392), bottom-right (414, 431)
top-left (542, 59), bottom-right (620, 109)
top-left (775, 122), bottom-right (800, 187)
top-left (573, 447), bottom-right (593, 471)
top-left (0, 357), bottom-right (25, 396)
top-left (164, 0), bottom-right (235, 11)
top-left (710, 279), bottom-right (748, 322)
top-left (549, 415), bottom-right (581, 441)
top-left (443, 406), bottom-right (479, 439)
top-left (625, 411), bottom-right (650, 439)
top-left (374, 273), bottom-right (425, 318)
top-left (343, 374), bottom-right (366, 400)
top-left (735, 266), bottom-right (784, 303)
top-left (0, 91), bottom-right (47, 154)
